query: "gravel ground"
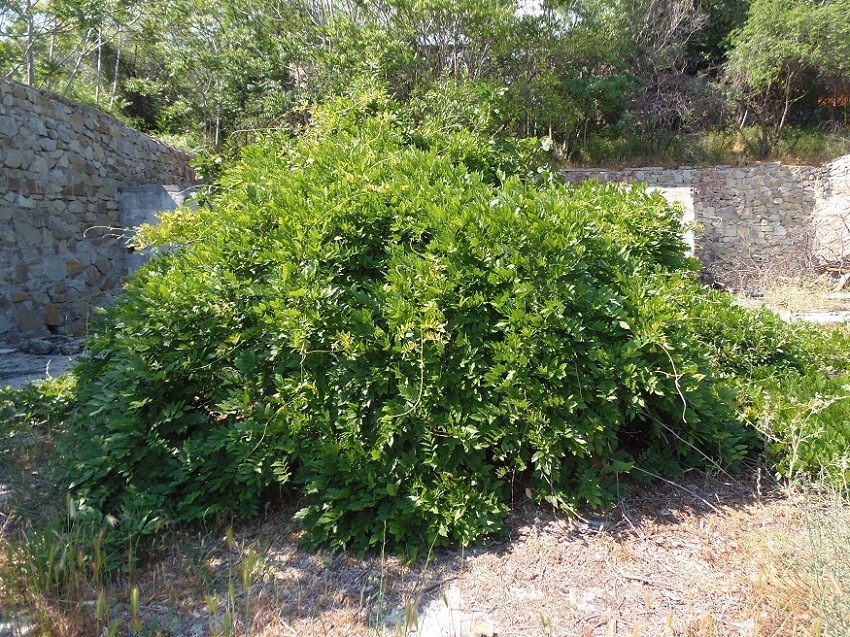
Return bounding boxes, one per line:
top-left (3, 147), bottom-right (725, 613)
top-left (0, 337), bottom-right (82, 390)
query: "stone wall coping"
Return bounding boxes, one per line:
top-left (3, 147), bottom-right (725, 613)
top-left (1, 75), bottom-right (194, 166)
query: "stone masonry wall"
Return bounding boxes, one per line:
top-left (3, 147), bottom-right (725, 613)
top-left (0, 76), bottom-right (196, 342)
top-left (562, 163), bottom-right (822, 287)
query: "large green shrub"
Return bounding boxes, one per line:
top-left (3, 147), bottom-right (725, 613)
top-left (66, 92), bottom-right (755, 554)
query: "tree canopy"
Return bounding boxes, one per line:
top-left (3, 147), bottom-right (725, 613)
top-left (724, 0), bottom-right (850, 156)
top-left (4, 0), bottom-right (847, 159)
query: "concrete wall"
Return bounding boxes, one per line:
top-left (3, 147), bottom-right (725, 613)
top-left (648, 187), bottom-right (695, 255)
top-left (0, 77), bottom-right (196, 342)
top-left (561, 162), bottom-right (834, 287)
top-left (119, 185), bottom-right (195, 275)
top-left (812, 155), bottom-right (850, 265)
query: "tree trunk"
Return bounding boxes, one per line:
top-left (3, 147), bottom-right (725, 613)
top-left (110, 28), bottom-right (122, 109)
top-left (47, 32), bottom-right (55, 91)
top-left (26, 0), bottom-right (35, 86)
top-left (63, 27), bottom-right (96, 97)
top-left (215, 79), bottom-right (222, 149)
top-left (95, 28), bottom-right (103, 105)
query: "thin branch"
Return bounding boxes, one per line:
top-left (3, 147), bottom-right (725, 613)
top-left (631, 467), bottom-right (724, 515)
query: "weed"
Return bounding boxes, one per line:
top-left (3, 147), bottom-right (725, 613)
top-left (804, 491), bottom-right (850, 635)
top-left (0, 375), bottom-right (77, 431)
top-left (564, 125), bottom-right (850, 168)
top-left (741, 483), bottom-right (850, 636)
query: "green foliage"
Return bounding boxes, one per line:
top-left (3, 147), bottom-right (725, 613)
top-left (1, 376), bottom-right (77, 432)
top-left (748, 373), bottom-right (850, 489)
top-left (688, 291), bottom-right (815, 379)
top-left (740, 323), bottom-right (850, 490)
top-left (687, 0), bottom-right (750, 72)
top-left (724, 0), bottom-right (850, 157)
top-left (66, 92), bottom-right (755, 555)
top-left (726, 0), bottom-right (850, 94)
top-left (578, 125), bottom-right (850, 167)
top-left (406, 80), bottom-right (508, 135)
top-left (687, 293), bottom-right (850, 489)
top-left (4, 0), bottom-right (849, 160)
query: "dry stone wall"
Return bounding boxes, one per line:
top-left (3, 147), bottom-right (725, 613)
top-left (562, 162), bottom-right (829, 287)
top-left (0, 76), bottom-right (196, 343)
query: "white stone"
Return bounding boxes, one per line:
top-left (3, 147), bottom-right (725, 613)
top-left (383, 585), bottom-right (494, 637)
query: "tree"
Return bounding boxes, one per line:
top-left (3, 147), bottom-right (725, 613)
top-left (0, 0), bottom-right (71, 88)
top-left (292, 0), bottom-right (521, 102)
top-left (608, 0), bottom-right (712, 154)
top-left (539, 0), bottom-right (714, 159)
top-left (724, 0), bottom-right (850, 157)
top-left (687, 0), bottom-right (749, 74)
top-left (120, 0), bottom-right (304, 149)
top-left (0, 0), bottom-right (142, 104)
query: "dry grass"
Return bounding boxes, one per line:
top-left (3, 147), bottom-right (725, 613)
top-left (759, 281), bottom-right (850, 315)
top-left (4, 461), bottom-right (849, 637)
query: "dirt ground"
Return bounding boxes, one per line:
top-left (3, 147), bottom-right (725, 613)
top-left (78, 471), bottom-right (825, 637)
top-left (2, 377), bottom-right (833, 636)
top-left (0, 337), bottom-right (80, 390)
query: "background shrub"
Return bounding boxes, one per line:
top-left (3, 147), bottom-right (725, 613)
top-left (1, 376), bottom-right (77, 431)
top-left (685, 291), bottom-right (850, 490)
top-left (67, 91), bottom-right (757, 554)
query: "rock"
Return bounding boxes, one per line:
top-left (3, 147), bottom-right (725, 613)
top-left (0, 115), bottom-right (18, 137)
top-left (19, 335), bottom-right (83, 355)
top-left (4, 148), bottom-right (26, 169)
top-left (16, 307), bottom-right (40, 332)
top-left (783, 310), bottom-right (850, 324)
top-left (383, 586), bottom-right (496, 637)
top-left (43, 304), bottom-right (63, 327)
top-left (43, 257), bottom-right (67, 282)
top-left (0, 613), bottom-right (32, 637)
top-left (21, 337), bottom-right (58, 355)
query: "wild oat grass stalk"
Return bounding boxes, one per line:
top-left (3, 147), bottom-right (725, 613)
top-left (804, 490), bottom-right (850, 635)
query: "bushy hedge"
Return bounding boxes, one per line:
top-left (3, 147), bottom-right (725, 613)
top-left (66, 92), bottom-right (757, 553)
